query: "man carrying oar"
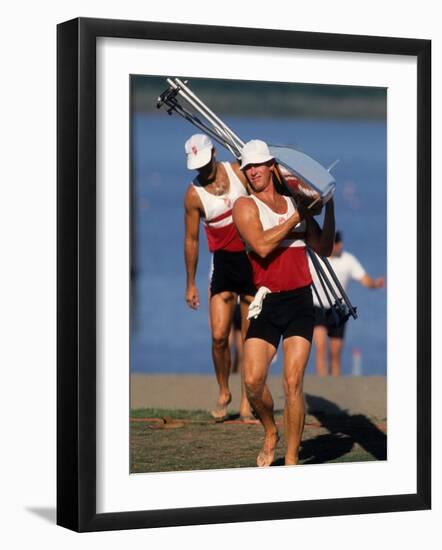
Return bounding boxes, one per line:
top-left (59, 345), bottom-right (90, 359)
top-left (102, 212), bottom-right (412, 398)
top-left (233, 139), bottom-right (335, 466)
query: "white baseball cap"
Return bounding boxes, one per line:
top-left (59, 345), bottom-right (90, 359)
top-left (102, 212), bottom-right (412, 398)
top-left (184, 134), bottom-right (214, 170)
top-left (240, 139), bottom-right (274, 169)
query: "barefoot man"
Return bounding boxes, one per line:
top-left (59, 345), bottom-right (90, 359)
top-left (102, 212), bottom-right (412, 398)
top-left (233, 140), bottom-right (335, 465)
top-left (184, 134), bottom-right (256, 421)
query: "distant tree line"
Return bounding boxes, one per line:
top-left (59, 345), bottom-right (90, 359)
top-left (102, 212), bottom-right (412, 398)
top-left (132, 75), bottom-right (386, 119)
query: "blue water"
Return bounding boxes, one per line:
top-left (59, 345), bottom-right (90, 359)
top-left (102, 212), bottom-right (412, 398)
top-left (130, 114), bottom-right (387, 376)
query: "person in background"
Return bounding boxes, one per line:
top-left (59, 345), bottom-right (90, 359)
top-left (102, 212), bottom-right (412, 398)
top-left (310, 230), bottom-right (385, 376)
top-left (184, 134), bottom-right (255, 421)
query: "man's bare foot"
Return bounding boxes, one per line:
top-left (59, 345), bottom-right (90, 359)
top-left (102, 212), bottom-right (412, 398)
top-left (239, 404), bottom-right (255, 422)
top-left (257, 431), bottom-right (280, 467)
top-left (211, 393), bottom-right (232, 421)
top-left (284, 457), bottom-right (298, 466)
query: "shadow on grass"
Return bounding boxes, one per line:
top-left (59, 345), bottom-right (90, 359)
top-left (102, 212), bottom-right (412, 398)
top-left (304, 394), bottom-right (387, 464)
top-left (272, 395), bottom-right (387, 466)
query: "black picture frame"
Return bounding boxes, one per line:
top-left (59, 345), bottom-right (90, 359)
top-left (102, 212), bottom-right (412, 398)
top-left (57, 17), bottom-right (431, 532)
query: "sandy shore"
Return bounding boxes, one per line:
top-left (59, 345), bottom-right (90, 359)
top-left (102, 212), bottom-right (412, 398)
top-left (131, 374), bottom-right (386, 419)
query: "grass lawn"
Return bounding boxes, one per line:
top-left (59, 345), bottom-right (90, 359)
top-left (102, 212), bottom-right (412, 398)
top-left (130, 408), bottom-right (387, 473)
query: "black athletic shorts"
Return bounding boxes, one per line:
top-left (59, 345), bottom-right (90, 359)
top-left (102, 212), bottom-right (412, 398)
top-left (313, 306), bottom-right (346, 339)
top-left (210, 250), bottom-right (256, 297)
top-left (245, 285), bottom-right (314, 348)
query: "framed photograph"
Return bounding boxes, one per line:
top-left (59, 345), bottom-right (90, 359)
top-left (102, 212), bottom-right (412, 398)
top-left (57, 17), bottom-right (431, 532)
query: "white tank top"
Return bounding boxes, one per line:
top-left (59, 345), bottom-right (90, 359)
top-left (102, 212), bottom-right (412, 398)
top-left (250, 195), bottom-right (306, 248)
top-left (192, 162), bottom-right (248, 253)
top-left (192, 162), bottom-right (247, 221)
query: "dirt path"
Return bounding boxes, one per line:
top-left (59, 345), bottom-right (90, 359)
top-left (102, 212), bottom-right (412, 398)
top-left (131, 374), bottom-right (387, 418)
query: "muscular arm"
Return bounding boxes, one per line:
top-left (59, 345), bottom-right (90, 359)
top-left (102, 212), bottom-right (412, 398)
top-left (184, 186), bottom-right (202, 309)
top-left (232, 197), bottom-right (302, 258)
top-left (304, 198), bottom-right (335, 257)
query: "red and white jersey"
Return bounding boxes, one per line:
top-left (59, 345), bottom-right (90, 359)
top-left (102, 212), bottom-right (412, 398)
top-left (192, 162), bottom-right (247, 252)
top-left (248, 195), bottom-right (312, 292)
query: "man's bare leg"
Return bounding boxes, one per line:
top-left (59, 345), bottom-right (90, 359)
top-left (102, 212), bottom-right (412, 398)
top-left (244, 338), bottom-right (279, 466)
top-left (329, 337), bottom-right (344, 377)
top-left (209, 292), bottom-right (236, 419)
top-left (313, 325), bottom-right (328, 376)
top-left (232, 329), bottom-right (242, 374)
top-left (282, 336), bottom-right (312, 465)
top-left (238, 296), bottom-right (254, 420)
top-left (230, 325), bottom-right (239, 373)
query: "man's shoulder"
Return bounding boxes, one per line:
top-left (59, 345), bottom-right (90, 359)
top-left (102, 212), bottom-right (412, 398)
top-left (188, 176), bottom-right (200, 189)
top-left (184, 182), bottom-right (197, 197)
top-left (184, 183), bottom-right (202, 209)
top-left (232, 195), bottom-right (257, 217)
top-left (234, 195), bottom-right (255, 208)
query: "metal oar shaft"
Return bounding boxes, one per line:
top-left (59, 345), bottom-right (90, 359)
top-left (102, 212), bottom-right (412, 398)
top-left (307, 249), bottom-right (337, 308)
top-left (166, 79), bottom-right (239, 154)
top-left (310, 281), bottom-right (325, 310)
top-left (320, 256), bottom-right (358, 319)
top-left (167, 79), bottom-right (242, 156)
top-left (159, 88), bottom-right (240, 158)
top-left (160, 78), bottom-right (243, 157)
top-left (175, 104), bottom-right (239, 157)
top-left (174, 78), bottom-right (245, 150)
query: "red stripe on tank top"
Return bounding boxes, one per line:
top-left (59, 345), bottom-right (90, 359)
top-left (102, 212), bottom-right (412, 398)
top-left (205, 223), bottom-right (245, 252)
top-left (206, 208), bottom-right (233, 225)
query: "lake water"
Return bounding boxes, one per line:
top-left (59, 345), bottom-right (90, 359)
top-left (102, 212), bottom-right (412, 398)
top-left (130, 114), bottom-right (387, 376)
